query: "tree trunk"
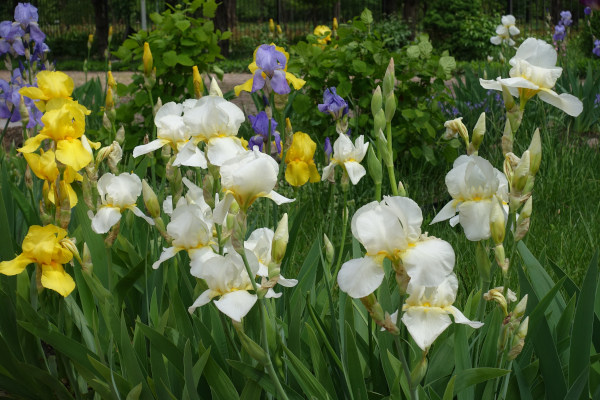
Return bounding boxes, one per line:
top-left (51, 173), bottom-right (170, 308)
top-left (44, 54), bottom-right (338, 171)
top-left (91, 0), bottom-right (109, 58)
top-left (383, 0), bottom-right (397, 16)
top-left (215, 0), bottom-right (236, 57)
top-left (403, 0), bottom-right (419, 38)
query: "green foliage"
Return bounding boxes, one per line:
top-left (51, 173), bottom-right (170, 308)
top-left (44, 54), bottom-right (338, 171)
top-left (113, 0), bottom-right (227, 149)
top-left (373, 13), bottom-right (412, 52)
top-left (423, 0), bottom-right (496, 61)
top-left (290, 10), bottom-right (456, 166)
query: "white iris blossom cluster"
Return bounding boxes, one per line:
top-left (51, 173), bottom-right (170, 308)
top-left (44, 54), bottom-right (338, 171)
top-left (93, 80), bottom-right (297, 322)
top-left (337, 196), bottom-right (483, 350)
top-left (491, 15), bottom-right (520, 46)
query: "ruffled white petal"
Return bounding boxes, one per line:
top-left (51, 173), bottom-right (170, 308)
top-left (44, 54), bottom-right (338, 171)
top-left (430, 201), bottom-right (457, 225)
top-left (213, 193), bottom-right (234, 225)
top-left (265, 190), bottom-right (294, 205)
top-left (457, 200), bottom-right (493, 241)
top-left (173, 141), bottom-right (207, 168)
top-left (537, 90), bottom-right (583, 117)
top-left (277, 275), bottom-right (298, 287)
top-left (321, 163), bottom-right (335, 182)
top-left (401, 238), bottom-right (455, 287)
top-left (206, 137), bottom-right (246, 166)
top-left (188, 289), bottom-right (215, 313)
top-left (337, 256), bottom-right (384, 298)
top-left (448, 306), bottom-right (484, 328)
top-left (91, 206), bottom-right (121, 234)
top-left (214, 291), bottom-right (257, 322)
top-left (133, 139), bottom-right (169, 158)
top-left (343, 161), bottom-right (366, 185)
top-left (152, 246), bottom-right (180, 269)
top-left (130, 206), bottom-right (155, 226)
top-left (402, 308), bottom-right (452, 351)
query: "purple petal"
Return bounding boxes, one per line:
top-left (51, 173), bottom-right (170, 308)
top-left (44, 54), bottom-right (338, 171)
top-left (251, 69), bottom-right (266, 92)
top-left (29, 23), bottom-right (45, 43)
top-left (324, 137), bottom-right (332, 157)
top-left (14, 3), bottom-right (39, 26)
top-left (270, 69), bottom-right (290, 94)
top-left (12, 39), bottom-right (25, 56)
top-left (248, 135), bottom-right (264, 151)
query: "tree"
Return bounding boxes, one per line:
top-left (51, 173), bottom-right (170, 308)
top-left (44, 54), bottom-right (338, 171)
top-left (91, 0), bottom-right (109, 57)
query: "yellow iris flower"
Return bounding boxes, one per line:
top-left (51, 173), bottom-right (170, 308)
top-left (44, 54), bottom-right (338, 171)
top-left (285, 132), bottom-right (320, 187)
top-left (314, 25), bottom-right (332, 46)
top-left (24, 150), bottom-right (82, 208)
top-left (0, 224), bottom-right (76, 297)
top-left (234, 43), bottom-right (305, 97)
top-left (19, 71), bottom-right (74, 112)
top-left (19, 100), bottom-right (92, 171)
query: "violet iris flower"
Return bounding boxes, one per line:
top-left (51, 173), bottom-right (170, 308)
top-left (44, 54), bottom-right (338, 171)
top-left (324, 137), bottom-right (332, 157)
top-left (14, 2), bottom-right (44, 43)
top-left (247, 111), bottom-right (281, 153)
top-left (593, 40), bottom-right (600, 57)
top-left (553, 25), bottom-right (566, 41)
top-left (318, 87), bottom-right (348, 120)
top-left (585, 7), bottom-right (592, 15)
top-left (0, 69), bottom-right (43, 128)
top-left (0, 21), bottom-right (25, 56)
top-left (251, 44), bottom-right (290, 94)
top-left (559, 11), bottom-right (572, 26)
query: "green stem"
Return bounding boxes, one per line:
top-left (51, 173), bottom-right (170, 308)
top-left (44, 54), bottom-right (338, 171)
top-left (333, 186), bottom-right (349, 280)
top-left (240, 251), bottom-right (289, 400)
top-left (393, 335), bottom-right (416, 400)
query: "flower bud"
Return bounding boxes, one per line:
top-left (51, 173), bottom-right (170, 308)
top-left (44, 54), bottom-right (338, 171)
top-left (142, 179), bottom-right (161, 219)
top-left (397, 181), bottom-right (406, 197)
top-left (501, 84), bottom-right (515, 112)
top-left (475, 241), bottom-right (491, 282)
top-left (384, 92), bottom-right (396, 123)
top-left (269, 18), bottom-right (275, 33)
top-left (371, 86), bottom-right (382, 115)
top-left (494, 244), bottom-right (508, 274)
top-left (209, 77), bottom-right (223, 97)
top-left (471, 112), bottom-right (486, 152)
top-left (105, 87), bottom-right (114, 111)
top-left (87, 34), bottom-right (93, 49)
top-left (382, 58), bottom-right (395, 98)
top-left (513, 294), bottom-right (528, 320)
top-left (102, 112), bottom-right (112, 130)
top-left (111, 126), bottom-right (123, 147)
top-left (489, 197), bottom-right (506, 245)
top-left (108, 25), bottom-right (113, 42)
top-left (323, 234), bottom-right (334, 265)
top-left (512, 150), bottom-right (530, 193)
top-left (61, 237), bottom-right (82, 264)
top-left (501, 119), bottom-right (514, 155)
top-left (107, 71), bottom-right (116, 90)
top-left (374, 109), bottom-right (386, 136)
top-left (143, 42), bottom-right (153, 77)
top-left (271, 213), bottom-right (289, 264)
top-left (233, 322), bottom-right (270, 365)
top-left (107, 142), bottom-right (122, 172)
top-left (193, 66), bottom-right (204, 99)
top-left (444, 117), bottom-right (469, 146)
top-left (367, 146), bottom-right (382, 185)
top-left (515, 196), bottom-right (532, 241)
top-left (285, 117), bottom-right (293, 137)
top-left (276, 25), bottom-right (282, 35)
top-left (333, 17), bottom-right (338, 30)
top-left (82, 243), bottom-right (93, 273)
top-left (231, 212), bottom-right (247, 254)
top-left (360, 294), bottom-right (386, 326)
top-left (410, 355), bottom-right (428, 387)
top-left (528, 128), bottom-right (541, 176)
top-left (153, 97), bottom-right (162, 117)
top-left (484, 287), bottom-right (508, 316)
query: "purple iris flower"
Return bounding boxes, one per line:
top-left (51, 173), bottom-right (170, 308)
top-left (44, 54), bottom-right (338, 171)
top-left (0, 21), bottom-right (25, 57)
top-left (559, 11), bottom-right (572, 26)
top-left (585, 6), bottom-right (592, 15)
top-left (14, 3), bottom-right (38, 27)
top-left (252, 44), bottom-right (290, 94)
top-left (324, 137), bottom-right (332, 157)
top-left (0, 69), bottom-right (43, 128)
top-left (318, 87), bottom-right (348, 120)
top-left (553, 25), bottom-right (566, 41)
top-left (247, 111), bottom-right (281, 152)
top-left (593, 40), bottom-right (600, 57)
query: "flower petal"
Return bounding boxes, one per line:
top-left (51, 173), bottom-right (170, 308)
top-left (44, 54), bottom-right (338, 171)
top-left (448, 306), bottom-right (484, 329)
top-left (56, 139), bottom-right (93, 170)
top-left (133, 139), bottom-right (170, 158)
top-left (0, 253), bottom-right (36, 275)
top-left (285, 160), bottom-right (310, 187)
top-left (537, 90), bottom-right (583, 117)
top-left (401, 238), bottom-right (455, 287)
top-left (152, 247), bottom-right (180, 270)
top-left (207, 137), bottom-right (246, 166)
top-left (173, 141), bottom-right (208, 168)
top-left (337, 256), bottom-right (384, 298)
top-left (91, 206), bottom-right (122, 234)
top-left (41, 263), bottom-right (75, 297)
top-left (430, 201), bottom-right (457, 225)
top-left (214, 291), bottom-right (258, 322)
top-left (265, 190), bottom-right (294, 205)
top-left (130, 206), bottom-right (155, 226)
top-left (343, 161), bottom-right (366, 185)
top-left (188, 289), bottom-right (216, 313)
top-left (401, 308), bottom-right (452, 351)
top-left (457, 200), bottom-right (493, 241)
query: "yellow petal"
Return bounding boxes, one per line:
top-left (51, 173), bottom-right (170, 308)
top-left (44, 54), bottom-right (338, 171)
top-left (24, 150), bottom-right (59, 182)
top-left (21, 225), bottom-right (66, 265)
top-left (308, 161), bottom-right (321, 182)
top-left (59, 181), bottom-right (79, 208)
top-left (41, 263), bottom-right (75, 297)
top-left (234, 78), bottom-right (254, 97)
top-left (19, 87), bottom-right (48, 110)
top-left (0, 253), bottom-right (36, 275)
top-left (287, 132), bottom-right (316, 162)
top-left (56, 139), bottom-right (93, 170)
top-left (285, 72), bottom-right (306, 90)
top-left (285, 161), bottom-right (310, 187)
top-left (40, 102), bottom-right (86, 142)
top-left (36, 71), bottom-right (74, 99)
top-left (18, 134), bottom-right (49, 154)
